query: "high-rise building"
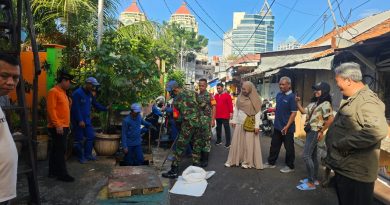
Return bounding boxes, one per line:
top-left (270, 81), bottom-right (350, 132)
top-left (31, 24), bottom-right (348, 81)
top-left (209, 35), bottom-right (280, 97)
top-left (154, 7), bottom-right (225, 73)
top-left (230, 0), bottom-right (274, 55)
top-left (119, 0), bottom-right (146, 26)
top-left (223, 30), bottom-right (233, 58)
top-left (277, 36), bottom-right (301, 51)
top-left (169, 2), bottom-right (199, 33)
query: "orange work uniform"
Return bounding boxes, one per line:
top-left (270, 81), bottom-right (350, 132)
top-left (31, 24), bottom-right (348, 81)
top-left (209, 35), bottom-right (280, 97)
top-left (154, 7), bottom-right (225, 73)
top-left (47, 85), bottom-right (70, 128)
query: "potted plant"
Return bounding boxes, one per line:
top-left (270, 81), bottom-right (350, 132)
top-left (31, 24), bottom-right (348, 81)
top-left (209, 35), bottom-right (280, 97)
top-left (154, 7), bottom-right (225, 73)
top-left (88, 27), bottom-right (164, 156)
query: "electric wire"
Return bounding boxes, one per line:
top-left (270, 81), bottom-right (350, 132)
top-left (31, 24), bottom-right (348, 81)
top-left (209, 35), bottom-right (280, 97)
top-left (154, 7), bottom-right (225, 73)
top-left (162, 0), bottom-right (173, 15)
top-left (275, 1), bottom-right (319, 16)
top-left (182, 0), bottom-right (252, 62)
top-left (275, 0), bottom-right (298, 35)
top-left (237, 0), bottom-right (275, 55)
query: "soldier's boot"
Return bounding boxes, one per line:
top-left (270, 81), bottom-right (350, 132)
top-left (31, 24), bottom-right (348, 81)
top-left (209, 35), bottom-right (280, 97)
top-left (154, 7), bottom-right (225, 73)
top-left (162, 165), bottom-right (179, 179)
top-left (200, 152), bottom-right (209, 168)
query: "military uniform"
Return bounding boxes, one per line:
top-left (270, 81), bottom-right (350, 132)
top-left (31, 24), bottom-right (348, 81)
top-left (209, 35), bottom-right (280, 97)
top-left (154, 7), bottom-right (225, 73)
top-left (196, 91), bottom-right (216, 153)
top-left (171, 89), bottom-right (201, 166)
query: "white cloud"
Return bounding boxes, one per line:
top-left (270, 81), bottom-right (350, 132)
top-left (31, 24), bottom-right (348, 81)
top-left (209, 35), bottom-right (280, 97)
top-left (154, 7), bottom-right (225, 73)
top-left (359, 9), bottom-right (381, 18)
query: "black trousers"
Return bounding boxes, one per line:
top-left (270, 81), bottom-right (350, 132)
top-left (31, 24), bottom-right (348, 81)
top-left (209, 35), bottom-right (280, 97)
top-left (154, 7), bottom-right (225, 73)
top-left (0, 200), bottom-right (10, 205)
top-left (216, 118), bottom-right (231, 146)
top-left (48, 127), bottom-right (69, 177)
top-left (267, 129), bottom-right (295, 169)
top-left (334, 173), bottom-right (374, 205)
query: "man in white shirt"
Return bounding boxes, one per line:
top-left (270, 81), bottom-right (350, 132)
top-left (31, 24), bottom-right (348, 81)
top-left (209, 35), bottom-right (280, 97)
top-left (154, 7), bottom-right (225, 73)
top-left (0, 54), bottom-right (20, 205)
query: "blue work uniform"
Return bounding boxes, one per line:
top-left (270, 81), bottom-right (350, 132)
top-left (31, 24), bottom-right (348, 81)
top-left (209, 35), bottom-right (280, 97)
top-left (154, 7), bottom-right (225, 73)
top-left (121, 114), bottom-right (151, 165)
top-left (71, 87), bottom-right (107, 162)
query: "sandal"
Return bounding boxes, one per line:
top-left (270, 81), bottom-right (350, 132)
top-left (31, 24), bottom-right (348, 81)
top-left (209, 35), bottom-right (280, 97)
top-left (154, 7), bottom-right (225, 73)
top-left (296, 182), bottom-right (316, 191)
top-left (299, 178), bottom-right (320, 186)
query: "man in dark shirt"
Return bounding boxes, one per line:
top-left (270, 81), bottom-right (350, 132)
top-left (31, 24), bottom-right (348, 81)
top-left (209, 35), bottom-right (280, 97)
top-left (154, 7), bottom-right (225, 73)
top-left (264, 76), bottom-right (297, 173)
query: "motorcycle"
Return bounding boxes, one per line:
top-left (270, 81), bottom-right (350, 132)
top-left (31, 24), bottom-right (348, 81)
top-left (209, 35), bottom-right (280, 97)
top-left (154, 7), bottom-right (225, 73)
top-left (260, 106), bottom-right (275, 136)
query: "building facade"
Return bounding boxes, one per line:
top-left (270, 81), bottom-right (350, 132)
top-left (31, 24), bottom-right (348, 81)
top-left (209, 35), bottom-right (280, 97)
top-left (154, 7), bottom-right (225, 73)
top-left (119, 0), bottom-right (146, 26)
top-left (277, 36), bottom-right (301, 51)
top-left (231, 0), bottom-right (274, 55)
top-left (169, 2), bottom-right (198, 33)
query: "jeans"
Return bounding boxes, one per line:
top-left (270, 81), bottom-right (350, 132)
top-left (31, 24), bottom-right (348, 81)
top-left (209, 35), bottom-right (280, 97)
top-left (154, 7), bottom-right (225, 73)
top-left (216, 118), bottom-right (231, 146)
top-left (48, 128), bottom-right (70, 177)
top-left (302, 131), bottom-right (318, 183)
top-left (334, 173), bottom-right (374, 205)
top-left (267, 129), bottom-right (295, 169)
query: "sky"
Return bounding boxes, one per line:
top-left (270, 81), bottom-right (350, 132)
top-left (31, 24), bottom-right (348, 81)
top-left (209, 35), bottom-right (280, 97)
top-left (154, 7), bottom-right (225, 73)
top-left (117, 0), bottom-right (390, 56)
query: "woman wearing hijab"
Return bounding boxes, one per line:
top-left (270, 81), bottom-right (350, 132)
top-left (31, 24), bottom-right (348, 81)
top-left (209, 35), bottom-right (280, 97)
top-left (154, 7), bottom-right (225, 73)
top-left (225, 81), bottom-right (263, 169)
top-left (295, 82), bottom-right (334, 190)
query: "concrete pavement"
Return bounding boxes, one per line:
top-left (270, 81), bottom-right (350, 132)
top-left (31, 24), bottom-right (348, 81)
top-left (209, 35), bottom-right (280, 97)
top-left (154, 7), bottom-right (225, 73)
top-left (169, 134), bottom-right (338, 205)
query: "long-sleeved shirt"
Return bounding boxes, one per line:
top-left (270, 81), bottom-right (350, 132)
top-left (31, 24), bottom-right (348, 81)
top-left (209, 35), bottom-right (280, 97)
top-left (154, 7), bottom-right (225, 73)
top-left (231, 108), bottom-right (261, 128)
top-left (121, 114), bottom-right (151, 147)
top-left (71, 87), bottom-right (107, 125)
top-left (214, 92), bottom-right (233, 119)
top-left (47, 85), bottom-right (70, 128)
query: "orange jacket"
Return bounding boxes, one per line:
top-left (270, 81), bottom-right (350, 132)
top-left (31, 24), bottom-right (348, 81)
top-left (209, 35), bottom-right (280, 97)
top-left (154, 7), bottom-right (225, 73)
top-left (47, 85), bottom-right (70, 128)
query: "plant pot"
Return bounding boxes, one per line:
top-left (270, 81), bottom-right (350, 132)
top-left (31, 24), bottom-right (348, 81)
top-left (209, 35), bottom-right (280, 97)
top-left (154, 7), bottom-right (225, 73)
top-left (37, 135), bottom-right (49, 160)
top-left (94, 133), bottom-right (120, 156)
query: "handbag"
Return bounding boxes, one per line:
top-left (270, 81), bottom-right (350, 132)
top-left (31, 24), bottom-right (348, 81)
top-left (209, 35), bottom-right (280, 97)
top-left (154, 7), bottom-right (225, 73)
top-left (304, 103), bottom-right (317, 133)
top-left (243, 98), bottom-right (257, 132)
top-left (243, 115), bottom-right (256, 132)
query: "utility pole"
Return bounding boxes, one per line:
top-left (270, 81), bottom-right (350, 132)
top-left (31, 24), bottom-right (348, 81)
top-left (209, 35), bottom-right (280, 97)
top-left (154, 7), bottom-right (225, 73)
top-left (323, 13), bottom-right (328, 35)
top-left (97, 0), bottom-right (104, 47)
top-left (327, 0), bottom-right (339, 31)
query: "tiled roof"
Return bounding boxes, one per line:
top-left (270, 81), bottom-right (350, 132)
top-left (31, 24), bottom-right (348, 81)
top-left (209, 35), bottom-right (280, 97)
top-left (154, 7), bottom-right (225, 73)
top-left (304, 10), bottom-right (390, 48)
top-left (230, 53), bottom-right (260, 66)
top-left (174, 2), bottom-right (191, 15)
top-left (124, 0), bottom-right (141, 13)
top-left (352, 18), bottom-right (390, 42)
top-left (302, 23), bottom-right (359, 48)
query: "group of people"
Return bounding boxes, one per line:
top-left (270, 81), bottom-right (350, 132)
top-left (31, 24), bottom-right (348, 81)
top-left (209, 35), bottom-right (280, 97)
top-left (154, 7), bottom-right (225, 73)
top-left (47, 71), bottom-right (109, 182)
top-left (0, 52), bottom-right (387, 205)
top-left (161, 62), bottom-right (388, 205)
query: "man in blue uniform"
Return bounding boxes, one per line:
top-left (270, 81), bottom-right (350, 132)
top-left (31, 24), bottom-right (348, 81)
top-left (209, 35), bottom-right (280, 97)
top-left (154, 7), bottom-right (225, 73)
top-left (121, 103), bottom-right (152, 166)
top-left (71, 77), bottom-right (108, 163)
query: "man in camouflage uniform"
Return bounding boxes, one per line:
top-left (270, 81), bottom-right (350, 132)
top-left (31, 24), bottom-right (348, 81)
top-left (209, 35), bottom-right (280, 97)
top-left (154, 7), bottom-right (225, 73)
top-left (196, 78), bottom-right (216, 167)
top-left (162, 80), bottom-right (202, 178)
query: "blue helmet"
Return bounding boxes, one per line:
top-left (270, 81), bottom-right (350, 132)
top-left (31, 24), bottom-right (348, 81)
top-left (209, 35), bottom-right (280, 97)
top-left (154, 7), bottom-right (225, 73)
top-left (166, 80), bottom-right (178, 92)
top-left (131, 103), bottom-right (142, 113)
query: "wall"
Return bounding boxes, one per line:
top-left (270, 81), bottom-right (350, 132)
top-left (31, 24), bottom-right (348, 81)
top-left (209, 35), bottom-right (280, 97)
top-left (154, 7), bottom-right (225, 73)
top-left (8, 52), bottom-right (47, 109)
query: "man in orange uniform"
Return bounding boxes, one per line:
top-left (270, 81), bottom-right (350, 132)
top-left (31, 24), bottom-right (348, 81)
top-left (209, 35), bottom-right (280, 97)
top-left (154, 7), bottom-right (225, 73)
top-left (47, 70), bottom-right (75, 182)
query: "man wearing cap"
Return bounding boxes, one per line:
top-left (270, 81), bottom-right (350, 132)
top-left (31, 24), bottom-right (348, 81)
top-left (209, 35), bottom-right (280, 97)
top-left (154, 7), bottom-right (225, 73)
top-left (71, 77), bottom-right (108, 163)
top-left (162, 80), bottom-right (201, 178)
top-left (121, 103), bottom-right (152, 166)
top-left (47, 70), bottom-right (75, 182)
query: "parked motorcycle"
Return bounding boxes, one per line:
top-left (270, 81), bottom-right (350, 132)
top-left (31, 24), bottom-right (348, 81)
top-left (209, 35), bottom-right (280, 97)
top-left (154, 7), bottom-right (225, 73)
top-left (260, 106), bottom-right (275, 136)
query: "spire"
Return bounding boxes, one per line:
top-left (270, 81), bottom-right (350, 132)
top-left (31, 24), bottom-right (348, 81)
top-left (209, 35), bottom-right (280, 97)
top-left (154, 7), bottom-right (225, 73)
top-left (260, 0), bottom-right (272, 16)
top-left (124, 0), bottom-right (141, 13)
top-left (174, 2), bottom-right (191, 15)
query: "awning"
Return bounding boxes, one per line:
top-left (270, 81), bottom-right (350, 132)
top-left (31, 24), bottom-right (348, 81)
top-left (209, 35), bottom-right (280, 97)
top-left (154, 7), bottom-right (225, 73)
top-left (264, 69), bottom-right (280, 77)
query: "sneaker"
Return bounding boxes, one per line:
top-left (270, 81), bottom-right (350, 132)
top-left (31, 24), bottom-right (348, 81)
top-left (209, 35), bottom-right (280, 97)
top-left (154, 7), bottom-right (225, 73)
top-left (280, 166), bottom-right (295, 173)
top-left (263, 162), bottom-right (276, 168)
top-left (296, 182), bottom-right (316, 191)
top-left (57, 174), bottom-right (75, 182)
top-left (224, 144), bottom-right (231, 149)
top-left (299, 178), bottom-right (320, 186)
top-left (224, 163), bottom-right (231, 167)
top-left (215, 141), bottom-right (222, 146)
